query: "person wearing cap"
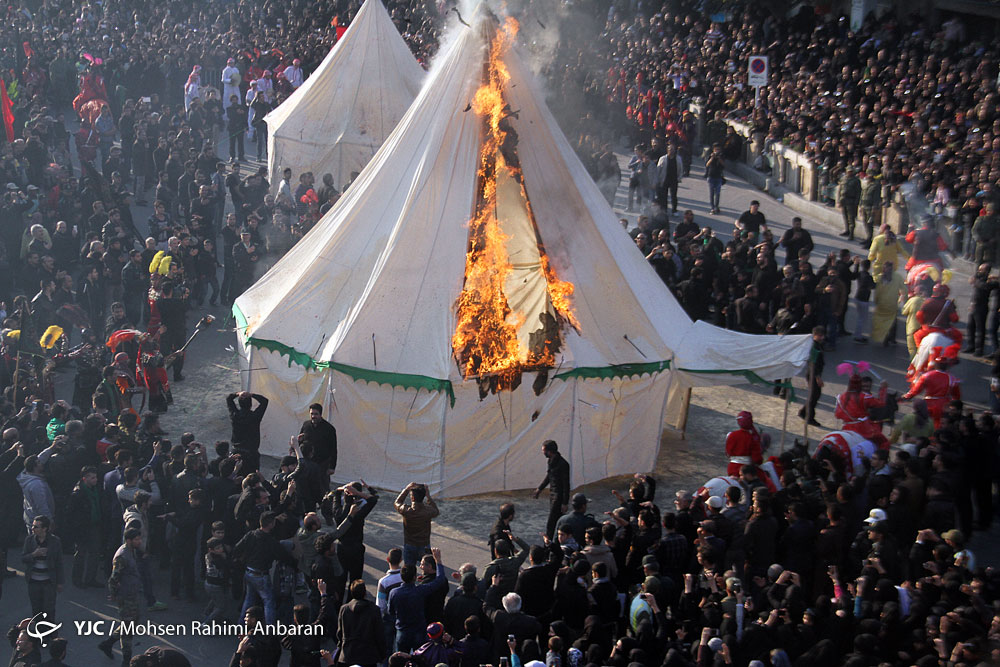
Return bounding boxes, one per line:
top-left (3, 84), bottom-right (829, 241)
top-left (412, 622), bottom-right (460, 667)
top-left (864, 520), bottom-right (900, 581)
top-left (533, 440), bottom-right (570, 540)
top-left (554, 492), bottom-right (600, 547)
top-left (724, 411), bottom-right (764, 476)
top-left (283, 58), bottom-right (304, 89)
top-left (222, 58), bottom-right (242, 110)
top-left (837, 165), bottom-right (861, 240)
top-left (336, 579), bottom-right (386, 667)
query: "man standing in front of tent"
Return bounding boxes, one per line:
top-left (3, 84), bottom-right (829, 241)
top-left (299, 402), bottom-right (337, 478)
top-left (533, 440), bottom-right (570, 540)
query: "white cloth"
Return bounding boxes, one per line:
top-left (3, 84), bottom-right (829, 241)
top-left (222, 65), bottom-right (242, 108)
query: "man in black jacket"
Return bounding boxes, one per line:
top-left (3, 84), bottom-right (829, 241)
top-left (533, 440), bottom-right (570, 539)
top-left (226, 392), bottom-right (269, 472)
top-left (337, 579), bottom-right (386, 667)
top-left (299, 402), bottom-right (337, 476)
top-left (329, 480), bottom-right (377, 591)
top-left (513, 541), bottom-right (562, 621)
top-left (233, 511), bottom-right (298, 625)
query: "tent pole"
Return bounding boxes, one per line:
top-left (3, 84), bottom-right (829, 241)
top-left (679, 388), bottom-right (692, 440)
top-left (779, 380), bottom-right (789, 453)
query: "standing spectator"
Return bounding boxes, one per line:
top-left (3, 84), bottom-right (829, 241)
top-left (394, 482), bottom-right (439, 566)
top-left (798, 326), bottom-right (825, 427)
top-left (387, 547), bottom-right (447, 653)
top-left (626, 145), bottom-right (645, 212)
top-left (299, 402), bottom-right (337, 477)
top-left (336, 579), bottom-right (386, 667)
top-left (852, 258), bottom-right (875, 343)
top-left (67, 466), bottom-right (103, 588)
top-left (655, 144), bottom-right (682, 216)
top-left (554, 493), bottom-right (600, 547)
top-left (973, 202), bottom-right (999, 265)
top-left (837, 166), bottom-right (861, 241)
top-left (227, 96), bottom-right (248, 163)
top-left (101, 527), bottom-right (144, 665)
top-left (22, 514), bottom-right (63, 622)
top-left (533, 440), bottom-right (570, 540)
top-left (226, 392), bottom-right (269, 472)
top-left (222, 59), bottom-right (242, 110)
top-left (705, 145), bottom-right (725, 215)
top-left (779, 217), bottom-right (813, 266)
top-left (859, 170), bottom-right (883, 246)
top-left (17, 455), bottom-right (55, 533)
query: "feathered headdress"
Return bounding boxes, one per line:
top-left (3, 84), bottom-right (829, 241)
top-left (40, 325), bottom-right (64, 350)
top-left (149, 250), bottom-right (171, 275)
top-left (836, 360), bottom-right (871, 392)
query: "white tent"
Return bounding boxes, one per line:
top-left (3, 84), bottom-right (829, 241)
top-left (264, 0), bottom-right (424, 193)
top-left (236, 10), bottom-right (812, 497)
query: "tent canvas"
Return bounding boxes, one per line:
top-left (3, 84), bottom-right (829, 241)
top-left (236, 11), bottom-right (811, 497)
top-left (264, 0), bottom-right (424, 192)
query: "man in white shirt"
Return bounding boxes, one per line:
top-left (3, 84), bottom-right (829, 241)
top-left (283, 58), bottom-right (304, 89)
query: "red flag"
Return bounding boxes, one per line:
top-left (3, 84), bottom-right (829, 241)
top-left (0, 80), bottom-right (13, 143)
top-left (22, 41), bottom-right (33, 59)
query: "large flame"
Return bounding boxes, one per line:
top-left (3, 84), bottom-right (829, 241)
top-left (452, 17), bottom-right (579, 393)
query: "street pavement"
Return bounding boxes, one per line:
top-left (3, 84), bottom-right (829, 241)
top-left (3, 135), bottom-right (996, 665)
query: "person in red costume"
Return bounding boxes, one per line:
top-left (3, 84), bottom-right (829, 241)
top-left (834, 368), bottom-right (889, 449)
top-left (902, 346), bottom-right (961, 427)
top-left (725, 411), bottom-right (764, 476)
top-left (913, 283), bottom-right (963, 349)
top-left (72, 66), bottom-right (108, 116)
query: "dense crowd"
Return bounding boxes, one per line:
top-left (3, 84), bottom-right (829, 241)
top-left (3, 387), bottom-right (1000, 667)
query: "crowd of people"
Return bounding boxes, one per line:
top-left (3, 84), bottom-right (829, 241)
top-left (0, 0), bottom-right (998, 666)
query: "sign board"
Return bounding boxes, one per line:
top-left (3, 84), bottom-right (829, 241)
top-left (748, 55), bottom-right (769, 88)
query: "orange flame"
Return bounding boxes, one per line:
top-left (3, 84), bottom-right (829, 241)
top-left (452, 17), bottom-right (578, 391)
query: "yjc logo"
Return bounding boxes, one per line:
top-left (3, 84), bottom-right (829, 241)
top-left (26, 613), bottom-right (63, 647)
top-left (72, 620), bottom-right (107, 636)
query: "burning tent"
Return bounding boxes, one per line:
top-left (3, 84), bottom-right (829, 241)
top-left (235, 9), bottom-right (811, 496)
top-left (264, 0), bottom-right (424, 193)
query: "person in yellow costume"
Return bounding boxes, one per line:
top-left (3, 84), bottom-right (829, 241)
top-left (872, 260), bottom-right (906, 345)
top-left (901, 283), bottom-right (930, 356)
top-left (868, 224), bottom-right (909, 277)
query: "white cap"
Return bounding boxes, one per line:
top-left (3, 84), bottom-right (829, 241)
top-left (707, 638), bottom-right (724, 652)
top-left (707, 495), bottom-right (725, 509)
top-left (864, 508), bottom-right (887, 524)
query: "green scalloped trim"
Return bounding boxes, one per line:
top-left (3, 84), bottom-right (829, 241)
top-left (552, 360), bottom-right (671, 381)
top-left (234, 305), bottom-right (796, 404)
top-left (234, 304), bottom-right (456, 406)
